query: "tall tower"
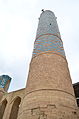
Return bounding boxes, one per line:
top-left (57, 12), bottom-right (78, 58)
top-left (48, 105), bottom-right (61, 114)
top-left (18, 10), bottom-right (78, 119)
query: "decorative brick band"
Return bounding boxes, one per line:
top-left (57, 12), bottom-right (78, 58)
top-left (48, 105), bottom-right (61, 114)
top-left (35, 33), bottom-right (62, 41)
top-left (33, 34), bottom-right (65, 57)
top-left (32, 51), bottom-right (66, 61)
top-left (26, 89), bottom-right (75, 98)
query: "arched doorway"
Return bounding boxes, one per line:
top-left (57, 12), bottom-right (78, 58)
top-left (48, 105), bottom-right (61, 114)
top-left (9, 97), bottom-right (21, 119)
top-left (0, 99), bottom-right (7, 119)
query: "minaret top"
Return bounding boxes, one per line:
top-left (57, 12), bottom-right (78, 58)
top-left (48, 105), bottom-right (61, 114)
top-left (41, 10), bottom-right (55, 16)
top-left (33, 10), bottom-right (65, 58)
top-left (36, 10), bottom-right (60, 39)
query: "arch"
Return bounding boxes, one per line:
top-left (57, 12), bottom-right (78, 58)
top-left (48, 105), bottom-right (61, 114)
top-left (0, 99), bottom-right (7, 119)
top-left (9, 96), bottom-right (21, 119)
top-left (77, 98), bottom-right (79, 107)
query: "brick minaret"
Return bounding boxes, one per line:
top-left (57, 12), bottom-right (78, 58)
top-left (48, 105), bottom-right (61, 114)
top-left (18, 10), bottom-right (78, 119)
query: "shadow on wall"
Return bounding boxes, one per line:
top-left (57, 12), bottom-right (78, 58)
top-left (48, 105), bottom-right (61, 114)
top-left (0, 96), bottom-right (21, 119)
top-left (73, 82), bottom-right (79, 107)
top-left (9, 96), bottom-right (21, 119)
top-left (0, 99), bottom-right (7, 119)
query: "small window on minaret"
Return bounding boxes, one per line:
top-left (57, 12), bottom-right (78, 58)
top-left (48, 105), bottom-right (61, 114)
top-left (50, 23), bottom-right (51, 25)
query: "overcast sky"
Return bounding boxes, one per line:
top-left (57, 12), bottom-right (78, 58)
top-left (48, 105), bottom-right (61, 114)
top-left (0, 0), bottom-right (79, 92)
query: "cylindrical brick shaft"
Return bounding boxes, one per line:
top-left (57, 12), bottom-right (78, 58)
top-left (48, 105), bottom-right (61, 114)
top-left (18, 10), bottom-right (78, 119)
